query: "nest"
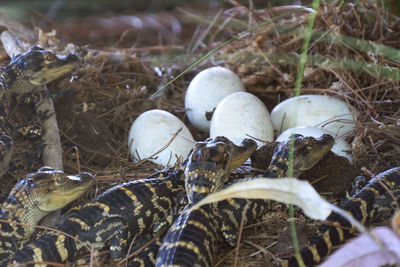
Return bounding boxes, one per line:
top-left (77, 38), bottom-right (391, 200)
top-left (1, 1), bottom-right (400, 266)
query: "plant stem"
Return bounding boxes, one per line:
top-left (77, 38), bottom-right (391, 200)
top-left (290, 0), bottom-right (320, 266)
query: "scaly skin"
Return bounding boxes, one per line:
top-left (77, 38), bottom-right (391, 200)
top-left (0, 45), bottom-right (78, 138)
top-left (185, 137), bottom-right (257, 204)
top-left (155, 134), bottom-right (334, 267)
top-left (0, 45), bottom-right (78, 95)
top-left (0, 167), bottom-right (93, 265)
top-left (0, 46), bottom-right (78, 181)
top-left (283, 167), bottom-right (400, 267)
top-left (10, 137), bottom-right (257, 266)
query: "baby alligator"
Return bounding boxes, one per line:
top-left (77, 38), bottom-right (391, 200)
top-left (0, 45), bottom-right (78, 138)
top-left (185, 136), bottom-right (257, 204)
top-left (10, 136), bottom-right (257, 266)
top-left (154, 134), bottom-right (334, 267)
top-left (0, 45), bottom-right (78, 95)
top-left (284, 167), bottom-right (400, 267)
top-left (0, 167), bottom-right (93, 265)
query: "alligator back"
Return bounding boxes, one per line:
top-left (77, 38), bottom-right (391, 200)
top-left (155, 134), bottom-right (334, 267)
top-left (154, 189), bottom-right (272, 266)
top-left (11, 169), bottom-right (185, 265)
top-left (156, 205), bottom-right (221, 267)
top-left (286, 167), bottom-right (400, 267)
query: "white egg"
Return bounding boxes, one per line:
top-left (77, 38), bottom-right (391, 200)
top-left (128, 109), bottom-right (194, 167)
top-left (210, 92), bottom-right (274, 146)
top-left (185, 66), bottom-right (245, 132)
top-left (276, 126), bottom-right (353, 162)
top-left (271, 95), bottom-right (358, 137)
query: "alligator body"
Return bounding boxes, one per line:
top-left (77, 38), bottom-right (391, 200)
top-left (128, 237), bottom-right (164, 267)
top-left (0, 167), bottom-right (93, 265)
top-left (184, 137), bottom-right (257, 204)
top-left (11, 137), bottom-right (257, 266)
top-left (0, 45), bottom-right (78, 138)
top-left (0, 45), bottom-right (78, 95)
top-left (10, 169), bottom-right (186, 266)
top-left (155, 134), bottom-right (334, 267)
top-left (0, 46), bottom-right (78, 202)
top-left (285, 167), bottom-right (400, 267)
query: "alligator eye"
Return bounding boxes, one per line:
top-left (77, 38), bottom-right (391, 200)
top-left (45, 53), bottom-right (57, 62)
top-left (56, 175), bottom-right (66, 185)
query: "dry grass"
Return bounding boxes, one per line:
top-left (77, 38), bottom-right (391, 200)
top-left (2, 0), bottom-right (400, 266)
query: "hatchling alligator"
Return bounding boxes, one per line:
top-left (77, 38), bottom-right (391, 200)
top-left (154, 134), bottom-right (334, 267)
top-left (0, 45), bottom-right (78, 201)
top-left (0, 166), bottom-right (93, 265)
top-left (0, 45), bottom-right (78, 138)
top-left (9, 136), bottom-right (257, 266)
top-left (284, 166), bottom-right (400, 266)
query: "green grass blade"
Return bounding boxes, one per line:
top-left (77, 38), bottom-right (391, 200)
top-left (152, 7), bottom-right (308, 96)
top-left (290, 0), bottom-right (320, 266)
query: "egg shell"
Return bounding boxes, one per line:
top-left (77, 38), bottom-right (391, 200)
top-left (210, 92), bottom-right (274, 146)
top-left (128, 109), bottom-right (194, 167)
top-left (185, 66), bottom-right (245, 132)
top-left (276, 126), bottom-right (353, 162)
top-left (271, 95), bottom-right (358, 137)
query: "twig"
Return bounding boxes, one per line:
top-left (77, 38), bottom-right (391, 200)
top-left (0, 31), bottom-right (23, 57)
top-left (132, 127), bottom-right (183, 167)
top-left (38, 94), bottom-right (63, 170)
top-left (73, 146), bottom-right (81, 174)
top-left (244, 240), bottom-right (279, 263)
top-left (214, 243), bottom-right (244, 266)
top-left (234, 203), bottom-right (249, 267)
top-left (89, 244), bottom-right (95, 267)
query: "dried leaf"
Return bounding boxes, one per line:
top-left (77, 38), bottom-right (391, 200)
top-left (191, 177), bottom-right (332, 220)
